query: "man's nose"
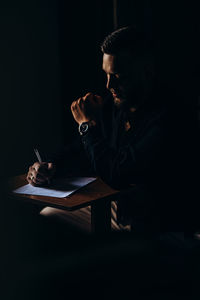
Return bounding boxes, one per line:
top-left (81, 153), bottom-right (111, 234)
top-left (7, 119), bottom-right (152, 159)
top-left (106, 74), bottom-right (116, 90)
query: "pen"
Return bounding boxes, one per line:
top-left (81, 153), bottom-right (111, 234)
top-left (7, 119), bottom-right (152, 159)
top-left (34, 148), bottom-right (50, 185)
top-left (34, 148), bottom-right (42, 163)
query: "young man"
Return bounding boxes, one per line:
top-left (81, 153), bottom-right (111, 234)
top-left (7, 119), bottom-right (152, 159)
top-left (27, 27), bottom-right (199, 234)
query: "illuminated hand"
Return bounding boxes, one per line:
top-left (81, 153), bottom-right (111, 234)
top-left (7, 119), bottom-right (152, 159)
top-left (71, 92), bottom-right (103, 125)
top-left (26, 162), bottom-right (56, 186)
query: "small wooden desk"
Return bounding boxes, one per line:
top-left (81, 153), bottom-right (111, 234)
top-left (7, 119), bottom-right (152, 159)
top-left (8, 174), bottom-right (119, 233)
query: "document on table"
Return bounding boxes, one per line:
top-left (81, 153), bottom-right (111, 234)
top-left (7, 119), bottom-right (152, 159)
top-left (13, 177), bottom-right (96, 198)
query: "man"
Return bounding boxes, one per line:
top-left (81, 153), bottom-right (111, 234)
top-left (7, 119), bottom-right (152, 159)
top-left (27, 26), bottom-right (199, 234)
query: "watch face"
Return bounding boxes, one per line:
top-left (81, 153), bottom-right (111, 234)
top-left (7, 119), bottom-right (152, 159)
top-left (79, 122), bottom-right (89, 135)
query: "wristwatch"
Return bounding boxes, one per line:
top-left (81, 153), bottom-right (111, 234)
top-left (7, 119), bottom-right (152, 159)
top-left (78, 120), bottom-right (97, 136)
top-left (78, 122), bottom-right (90, 136)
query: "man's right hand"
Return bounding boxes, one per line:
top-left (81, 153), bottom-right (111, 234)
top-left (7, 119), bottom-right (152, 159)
top-left (26, 162), bottom-right (56, 186)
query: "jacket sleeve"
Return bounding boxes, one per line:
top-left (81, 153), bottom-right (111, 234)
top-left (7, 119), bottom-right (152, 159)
top-left (46, 137), bottom-right (93, 177)
top-left (81, 118), bottom-right (166, 189)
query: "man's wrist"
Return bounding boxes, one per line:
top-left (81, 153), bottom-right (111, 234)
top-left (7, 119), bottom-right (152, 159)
top-left (78, 120), bottom-right (96, 136)
top-left (78, 120), bottom-right (96, 127)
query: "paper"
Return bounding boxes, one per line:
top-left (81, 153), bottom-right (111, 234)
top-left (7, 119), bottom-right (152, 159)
top-left (13, 177), bottom-right (96, 198)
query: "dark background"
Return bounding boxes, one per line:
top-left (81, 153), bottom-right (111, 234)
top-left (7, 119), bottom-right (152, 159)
top-left (0, 0), bottom-right (199, 179)
top-left (0, 1), bottom-right (200, 299)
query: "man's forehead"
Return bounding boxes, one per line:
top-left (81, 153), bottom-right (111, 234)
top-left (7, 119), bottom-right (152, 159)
top-left (102, 51), bottom-right (134, 73)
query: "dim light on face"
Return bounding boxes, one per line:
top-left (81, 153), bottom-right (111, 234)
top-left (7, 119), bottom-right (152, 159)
top-left (102, 51), bottom-right (152, 109)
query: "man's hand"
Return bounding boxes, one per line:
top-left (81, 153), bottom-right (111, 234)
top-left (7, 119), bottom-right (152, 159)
top-left (71, 92), bottom-right (103, 125)
top-left (26, 162), bottom-right (56, 186)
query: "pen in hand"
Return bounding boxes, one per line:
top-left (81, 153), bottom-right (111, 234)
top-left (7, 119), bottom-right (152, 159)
top-left (34, 148), bottom-right (50, 185)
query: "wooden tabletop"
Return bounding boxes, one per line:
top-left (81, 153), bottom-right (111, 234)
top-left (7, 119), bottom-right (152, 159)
top-left (8, 174), bottom-right (119, 211)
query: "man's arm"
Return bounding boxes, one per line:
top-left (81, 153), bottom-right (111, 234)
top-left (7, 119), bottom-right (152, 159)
top-left (46, 137), bottom-right (93, 177)
top-left (71, 92), bottom-right (167, 189)
top-left (27, 137), bottom-right (93, 186)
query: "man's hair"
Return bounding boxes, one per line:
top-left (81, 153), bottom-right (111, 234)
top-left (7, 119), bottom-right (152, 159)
top-left (101, 26), bottom-right (151, 57)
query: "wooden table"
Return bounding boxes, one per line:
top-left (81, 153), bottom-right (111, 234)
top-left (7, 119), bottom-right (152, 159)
top-left (8, 174), bottom-right (119, 233)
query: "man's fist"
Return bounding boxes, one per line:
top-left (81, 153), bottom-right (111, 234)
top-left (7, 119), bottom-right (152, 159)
top-left (26, 162), bottom-right (56, 186)
top-left (71, 92), bottom-right (103, 125)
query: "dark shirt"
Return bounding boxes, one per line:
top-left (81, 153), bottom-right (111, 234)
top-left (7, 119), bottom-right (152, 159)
top-left (49, 93), bottom-right (199, 233)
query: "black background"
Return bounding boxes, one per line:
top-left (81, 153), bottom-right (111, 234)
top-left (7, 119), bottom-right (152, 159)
top-left (0, 1), bottom-right (200, 299)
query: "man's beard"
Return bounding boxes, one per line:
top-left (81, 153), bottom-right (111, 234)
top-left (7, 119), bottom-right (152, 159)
top-left (113, 95), bottom-right (136, 111)
top-left (113, 88), bottom-right (144, 110)
top-left (113, 95), bottom-right (127, 108)
top-left (113, 97), bottom-right (124, 107)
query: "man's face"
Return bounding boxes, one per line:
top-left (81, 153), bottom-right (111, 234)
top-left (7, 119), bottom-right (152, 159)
top-left (102, 51), bottom-right (145, 107)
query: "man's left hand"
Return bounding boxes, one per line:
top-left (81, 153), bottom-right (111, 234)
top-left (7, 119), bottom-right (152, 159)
top-left (71, 92), bottom-right (103, 125)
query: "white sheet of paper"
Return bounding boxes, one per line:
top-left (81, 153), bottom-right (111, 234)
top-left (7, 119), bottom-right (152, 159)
top-left (13, 177), bottom-right (96, 198)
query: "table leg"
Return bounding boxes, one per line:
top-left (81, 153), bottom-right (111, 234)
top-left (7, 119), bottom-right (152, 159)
top-left (91, 199), bottom-right (111, 233)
